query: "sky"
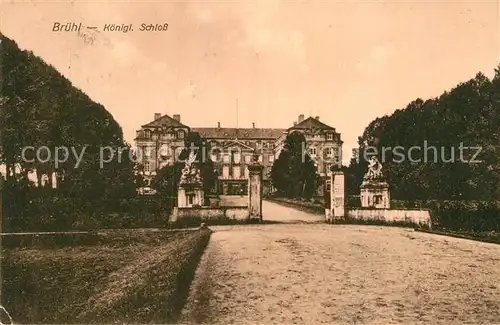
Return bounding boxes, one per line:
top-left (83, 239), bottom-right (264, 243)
top-left (1, 0), bottom-right (499, 164)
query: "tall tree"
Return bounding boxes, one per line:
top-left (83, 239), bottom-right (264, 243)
top-left (348, 67), bottom-right (500, 200)
top-left (270, 131), bottom-right (319, 199)
top-left (0, 33), bottom-right (136, 218)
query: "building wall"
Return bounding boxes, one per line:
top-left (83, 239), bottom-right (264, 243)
top-left (274, 129), bottom-right (342, 176)
top-left (135, 116), bottom-right (189, 186)
top-left (170, 206), bottom-right (249, 222)
top-left (346, 208), bottom-right (432, 227)
top-left (135, 114), bottom-right (342, 194)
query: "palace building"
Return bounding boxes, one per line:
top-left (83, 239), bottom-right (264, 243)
top-left (134, 113), bottom-right (342, 195)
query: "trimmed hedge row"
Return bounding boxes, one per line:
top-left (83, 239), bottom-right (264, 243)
top-left (426, 200), bottom-right (500, 232)
top-left (3, 196), bottom-right (173, 232)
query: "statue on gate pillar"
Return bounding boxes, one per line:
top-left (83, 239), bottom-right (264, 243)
top-left (360, 155), bottom-right (390, 209)
top-left (178, 149), bottom-right (204, 208)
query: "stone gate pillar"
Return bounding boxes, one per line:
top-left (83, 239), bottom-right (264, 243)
top-left (0, 175), bottom-right (3, 232)
top-left (328, 171), bottom-right (345, 223)
top-left (0, 174), bottom-right (3, 305)
top-left (247, 161), bottom-right (263, 220)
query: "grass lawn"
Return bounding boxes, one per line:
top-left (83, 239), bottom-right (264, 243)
top-left (1, 228), bottom-right (211, 324)
top-left (415, 228), bottom-right (500, 245)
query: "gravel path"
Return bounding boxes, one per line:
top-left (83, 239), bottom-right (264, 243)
top-left (263, 200), bottom-right (324, 222)
top-left (180, 223), bottom-right (500, 324)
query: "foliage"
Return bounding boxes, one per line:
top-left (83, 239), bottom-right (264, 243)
top-left (1, 33), bottom-right (138, 226)
top-left (270, 131), bottom-right (319, 199)
top-left (347, 68), bottom-right (500, 200)
top-left (1, 229), bottom-right (212, 323)
top-left (3, 194), bottom-right (172, 232)
top-left (151, 132), bottom-right (216, 204)
top-left (426, 200), bottom-right (500, 232)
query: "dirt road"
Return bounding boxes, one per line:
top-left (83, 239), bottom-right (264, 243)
top-left (263, 200), bottom-right (324, 222)
top-left (219, 195), bottom-right (325, 222)
top-left (181, 223), bottom-right (500, 324)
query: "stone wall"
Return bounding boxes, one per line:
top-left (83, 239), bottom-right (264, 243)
top-left (170, 206), bottom-right (249, 222)
top-left (346, 208), bottom-right (431, 227)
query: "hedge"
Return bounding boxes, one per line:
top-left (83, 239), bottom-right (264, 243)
top-left (3, 195), bottom-right (174, 232)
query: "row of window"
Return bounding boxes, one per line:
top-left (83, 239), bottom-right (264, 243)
top-left (210, 140), bottom-right (274, 149)
top-left (142, 129), bottom-right (185, 139)
top-left (219, 166), bottom-right (271, 179)
top-left (293, 132), bottom-right (336, 141)
top-left (216, 153), bottom-right (273, 164)
top-left (141, 154), bottom-right (274, 173)
top-left (143, 161), bottom-right (334, 176)
top-left (309, 147), bottom-right (339, 156)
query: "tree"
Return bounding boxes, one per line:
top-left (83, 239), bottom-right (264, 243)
top-left (347, 66), bottom-right (500, 200)
top-left (151, 131), bottom-right (217, 204)
top-left (270, 131), bottom-right (319, 199)
top-left (0, 33), bottom-right (137, 222)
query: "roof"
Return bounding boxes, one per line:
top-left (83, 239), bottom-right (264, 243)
top-left (142, 114), bottom-right (188, 128)
top-left (192, 127), bottom-right (286, 139)
top-left (288, 116), bottom-right (336, 131)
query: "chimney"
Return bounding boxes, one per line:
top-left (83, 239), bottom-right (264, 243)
top-left (217, 122), bottom-right (221, 128)
top-left (252, 122), bottom-right (255, 128)
top-left (315, 116), bottom-right (319, 120)
top-left (298, 114), bottom-right (304, 123)
top-left (173, 114), bottom-right (180, 122)
top-left (293, 121), bottom-right (297, 126)
top-left (154, 113), bottom-right (161, 120)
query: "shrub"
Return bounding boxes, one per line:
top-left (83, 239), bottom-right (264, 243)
top-left (428, 200), bottom-right (500, 232)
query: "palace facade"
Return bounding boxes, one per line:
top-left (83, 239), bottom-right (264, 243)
top-left (135, 113), bottom-right (342, 195)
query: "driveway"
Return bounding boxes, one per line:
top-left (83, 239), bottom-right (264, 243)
top-left (180, 224), bottom-right (500, 324)
top-left (262, 200), bottom-right (324, 223)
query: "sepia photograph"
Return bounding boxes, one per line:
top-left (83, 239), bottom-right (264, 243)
top-left (1, 0), bottom-right (499, 324)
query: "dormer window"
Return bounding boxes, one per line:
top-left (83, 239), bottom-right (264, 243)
top-left (177, 130), bottom-right (184, 139)
top-left (327, 133), bottom-right (333, 141)
top-left (144, 130), bottom-right (151, 138)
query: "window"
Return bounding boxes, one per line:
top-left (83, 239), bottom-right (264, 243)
top-left (245, 155), bottom-right (252, 163)
top-left (268, 155), bottom-right (274, 163)
top-left (327, 133), bottom-right (333, 140)
top-left (233, 166), bottom-right (241, 179)
top-left (324, 147), bottom-right (333, 157)
top-left (222, 166), bottom-right (229, 179)
top-left (144, 161), bottom-right (150, 172)
top-left (187, 193), bottom-right (195, 205)
top-left (211, 149), bottom-right (221, 162)
top-left (223, 154), bottom-right (230, 163)
top-left (309, 147), bottom-right (317, 156)
top-left (258, 155), bottom-right (262, 162)
top-left (143, 147), bottom-right (152, 158)
top-left (177, 130), bottom-right (184, 139)
top-left (245, 167), bottom-right (250, 179)
top-left (144, 130), bottom-right (151, 138)
top-left (233, 152), bottom-right (241, 164)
